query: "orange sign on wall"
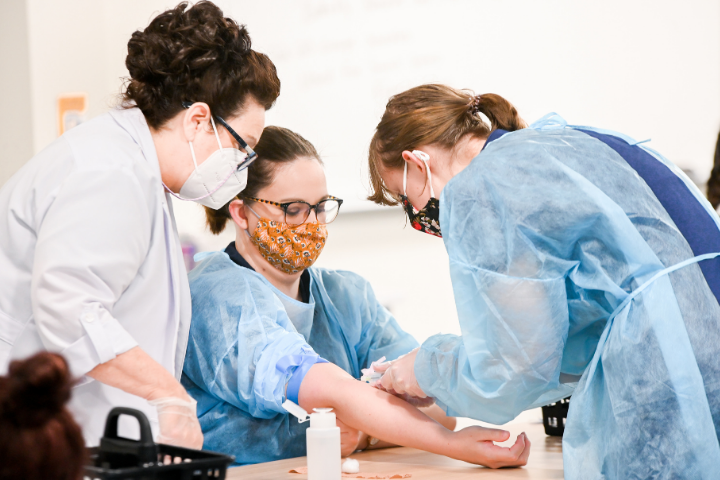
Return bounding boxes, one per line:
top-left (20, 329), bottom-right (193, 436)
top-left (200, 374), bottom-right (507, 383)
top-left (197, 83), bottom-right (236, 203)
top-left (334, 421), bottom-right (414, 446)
top-left (57, 93), bottom-right (87, 136)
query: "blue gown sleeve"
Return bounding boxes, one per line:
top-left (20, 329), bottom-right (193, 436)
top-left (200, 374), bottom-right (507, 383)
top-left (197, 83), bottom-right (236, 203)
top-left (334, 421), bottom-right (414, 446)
top-left (183, 255), bottom-right (325, 419)
top-left (416, 131), bottom-right (633, 424)
top-left (317, 270), bottom-right (419, 371)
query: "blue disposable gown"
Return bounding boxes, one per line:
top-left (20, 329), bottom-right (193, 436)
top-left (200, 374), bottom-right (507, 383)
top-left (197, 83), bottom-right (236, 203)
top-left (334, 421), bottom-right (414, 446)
top-left (182, 252), bottom-right (418, 465)
top-left (414, 113), bottom-right (720, 478)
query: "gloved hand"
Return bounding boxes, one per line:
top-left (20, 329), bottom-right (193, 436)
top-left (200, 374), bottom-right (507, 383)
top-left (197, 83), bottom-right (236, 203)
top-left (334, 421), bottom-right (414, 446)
top-left (148, 397), bottom-right (204, 449)
top-left (373, 349), bottom-right (435, 408)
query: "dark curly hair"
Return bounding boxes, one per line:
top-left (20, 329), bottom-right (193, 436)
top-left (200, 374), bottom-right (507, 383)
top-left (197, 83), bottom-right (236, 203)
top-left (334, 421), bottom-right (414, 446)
top-left (122, 1), bottom-right (280, 129)
top-left (0, 353), bottom-right (86, 480)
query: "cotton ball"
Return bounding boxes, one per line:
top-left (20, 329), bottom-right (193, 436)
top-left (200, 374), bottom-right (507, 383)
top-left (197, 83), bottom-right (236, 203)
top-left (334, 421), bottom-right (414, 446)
top-left (342, 458), bottom-right (360, 474)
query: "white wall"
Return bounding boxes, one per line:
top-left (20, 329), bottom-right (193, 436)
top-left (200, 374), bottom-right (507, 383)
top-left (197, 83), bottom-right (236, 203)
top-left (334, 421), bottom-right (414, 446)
top-left (0, 0), bottom-right (34, 185)
top-left (4, 0), bottom-right (720, 194)
top-left (224, 0), bottom-right (720, 207)
top-left (1, 0), bottom-right (719, 347)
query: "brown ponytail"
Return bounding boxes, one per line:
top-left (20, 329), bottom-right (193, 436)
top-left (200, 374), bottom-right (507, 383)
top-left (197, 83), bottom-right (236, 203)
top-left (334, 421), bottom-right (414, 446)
top-left (367, 84), bottom-right (526, 206)
top-left (473, 93), bottom-right (526, 133)
top-left (204, 126), bottom-right (323, 234)
top-left (0, 352), bottom-right (86, 480)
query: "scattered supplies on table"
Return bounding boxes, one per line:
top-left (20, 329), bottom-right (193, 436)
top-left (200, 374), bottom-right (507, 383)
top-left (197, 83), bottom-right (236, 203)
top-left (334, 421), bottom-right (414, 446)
top-left (289, 466), bottom-right (411, 479)
top-left (342, 458), bottom-right (360, 474)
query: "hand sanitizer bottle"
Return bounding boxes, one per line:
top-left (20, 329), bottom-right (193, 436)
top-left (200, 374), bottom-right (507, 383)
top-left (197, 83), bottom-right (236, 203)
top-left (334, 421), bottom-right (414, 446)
top-left (307, 408), bottom-right (341, 480)
top-left (283, 401), bottom-right (341, 480)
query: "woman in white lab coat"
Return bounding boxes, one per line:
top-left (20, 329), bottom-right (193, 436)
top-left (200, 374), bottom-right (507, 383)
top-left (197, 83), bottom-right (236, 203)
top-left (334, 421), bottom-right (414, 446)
top-left (0, 1), bottom-right (280, 447)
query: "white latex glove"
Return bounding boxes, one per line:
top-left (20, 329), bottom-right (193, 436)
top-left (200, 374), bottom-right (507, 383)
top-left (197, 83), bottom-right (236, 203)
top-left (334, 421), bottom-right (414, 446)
top-left (374, 349), bottom-right (435, 408)
top-left (149, 397), bottom-right (204, 449)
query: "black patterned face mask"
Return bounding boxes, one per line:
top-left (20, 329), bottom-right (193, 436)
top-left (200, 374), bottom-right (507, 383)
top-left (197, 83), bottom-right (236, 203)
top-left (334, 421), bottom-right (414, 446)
top-left (399, 150), bottom-right (442, 238)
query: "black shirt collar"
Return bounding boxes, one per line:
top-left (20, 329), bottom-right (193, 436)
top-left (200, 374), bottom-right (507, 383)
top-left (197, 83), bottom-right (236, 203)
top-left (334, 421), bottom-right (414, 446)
top-left (224, 242), bottom-right (311, 304)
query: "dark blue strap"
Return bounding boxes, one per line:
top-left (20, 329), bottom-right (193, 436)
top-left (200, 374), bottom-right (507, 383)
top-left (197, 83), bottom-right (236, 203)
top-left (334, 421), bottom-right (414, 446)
top-left (481, 129), bottom-right (510, 152)
top-left (578, 129), bottom-right (720, 305)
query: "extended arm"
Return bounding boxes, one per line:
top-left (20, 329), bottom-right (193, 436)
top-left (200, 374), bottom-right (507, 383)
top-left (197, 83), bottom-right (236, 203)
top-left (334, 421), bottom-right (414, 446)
top-left (298, 362), bottom-right (529, 468)
top-left (349, 403), bottom-right (455, 453)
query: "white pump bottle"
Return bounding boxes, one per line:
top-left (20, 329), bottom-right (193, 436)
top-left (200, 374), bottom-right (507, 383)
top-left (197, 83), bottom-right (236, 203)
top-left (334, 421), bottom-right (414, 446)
top-left (284, 400), bottom-right (341, 480)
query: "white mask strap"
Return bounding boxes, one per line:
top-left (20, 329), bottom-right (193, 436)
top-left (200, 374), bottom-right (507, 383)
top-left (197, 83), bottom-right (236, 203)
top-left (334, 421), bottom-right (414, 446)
top-left (188, 141), bottom-right (199, 169)
top-left (187, 115), bottom-right (223, 171)
top-left (411, 150), bottom-right (435, 198)
top-left (209, 115), bottom-right (223, 150)
top-left (403, 160), bottom-right (408, 196)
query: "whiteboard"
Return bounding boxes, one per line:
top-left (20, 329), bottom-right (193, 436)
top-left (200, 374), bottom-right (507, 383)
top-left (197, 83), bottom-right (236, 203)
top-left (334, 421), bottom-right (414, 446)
top-left (214, 0), bottom-right (720, 212)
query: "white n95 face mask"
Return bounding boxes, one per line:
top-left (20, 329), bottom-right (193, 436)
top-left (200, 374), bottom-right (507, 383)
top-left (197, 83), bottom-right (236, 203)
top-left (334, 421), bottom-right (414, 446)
top-left (165, 115), bottom-right (249, 210)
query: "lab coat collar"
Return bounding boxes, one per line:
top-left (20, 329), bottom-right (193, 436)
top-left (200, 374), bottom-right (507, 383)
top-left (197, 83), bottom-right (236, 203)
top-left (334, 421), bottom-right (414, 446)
top-left (108, 107), bottom-right (162, 179)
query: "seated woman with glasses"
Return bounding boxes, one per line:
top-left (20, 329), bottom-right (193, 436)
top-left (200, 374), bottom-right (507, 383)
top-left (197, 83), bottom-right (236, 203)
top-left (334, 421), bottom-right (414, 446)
top-left (182, 126), bottom-right (531, 467)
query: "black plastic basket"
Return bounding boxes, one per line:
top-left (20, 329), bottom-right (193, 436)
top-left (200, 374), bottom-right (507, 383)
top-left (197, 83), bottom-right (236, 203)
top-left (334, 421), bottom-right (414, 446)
top-left (541, 396), bottom-right (570, 436)
top-left (84, 407), bottom-right (234, 480)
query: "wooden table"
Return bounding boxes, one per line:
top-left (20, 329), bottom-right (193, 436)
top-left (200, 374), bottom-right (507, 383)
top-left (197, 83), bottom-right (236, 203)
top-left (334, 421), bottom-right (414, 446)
top-left (227, 419), bottom-right (564, 479)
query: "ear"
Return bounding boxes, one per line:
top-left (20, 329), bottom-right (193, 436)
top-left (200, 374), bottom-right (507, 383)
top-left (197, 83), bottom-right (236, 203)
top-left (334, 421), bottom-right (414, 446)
top-left (182, 102), bottom-right (213, 143)
top-left (228, 199), bottom-right (250, 230)
top-left (401, 150), bottom-right (427, 174)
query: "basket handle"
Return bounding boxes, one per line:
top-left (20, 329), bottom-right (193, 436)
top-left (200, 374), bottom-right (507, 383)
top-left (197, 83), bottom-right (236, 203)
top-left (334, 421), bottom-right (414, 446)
top-left (103, 407), bottom-right (155, 446)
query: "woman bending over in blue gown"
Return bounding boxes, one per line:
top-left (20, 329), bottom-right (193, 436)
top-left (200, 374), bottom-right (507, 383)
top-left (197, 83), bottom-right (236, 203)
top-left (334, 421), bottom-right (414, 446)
top-left (181, 126), bottom-right (531, 467)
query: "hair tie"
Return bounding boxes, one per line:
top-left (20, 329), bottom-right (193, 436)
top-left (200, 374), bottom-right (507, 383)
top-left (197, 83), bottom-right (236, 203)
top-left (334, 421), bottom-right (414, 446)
top-left (469, 95), bottom-right (483, 115)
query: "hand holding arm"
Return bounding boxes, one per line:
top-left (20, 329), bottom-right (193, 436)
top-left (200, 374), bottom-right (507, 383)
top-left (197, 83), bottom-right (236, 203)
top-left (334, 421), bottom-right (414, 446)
top-left (374, 349), bottom-right (431, 405)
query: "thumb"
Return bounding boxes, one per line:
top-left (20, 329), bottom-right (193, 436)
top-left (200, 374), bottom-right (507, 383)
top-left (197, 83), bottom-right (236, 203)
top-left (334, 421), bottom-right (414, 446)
top-left (372, 361), bottom-right (391, 373)
top-left (478, 427), bottom-right (511, 443)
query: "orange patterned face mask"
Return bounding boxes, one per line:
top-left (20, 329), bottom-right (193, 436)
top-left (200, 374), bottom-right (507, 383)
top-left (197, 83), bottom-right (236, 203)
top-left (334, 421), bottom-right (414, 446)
top-left (249, 218), bottom-right (328, 274)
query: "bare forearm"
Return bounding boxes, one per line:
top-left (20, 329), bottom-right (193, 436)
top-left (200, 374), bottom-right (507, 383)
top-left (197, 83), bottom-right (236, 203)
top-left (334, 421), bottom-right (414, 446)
top-left (358, 405), bottom-right (455, 450)
top-left (298, 363), bottom-right (454, 457)
top-left (421, 404), bottom-right (457, 431)
top-left (87, 346), bottom-right (187, 401)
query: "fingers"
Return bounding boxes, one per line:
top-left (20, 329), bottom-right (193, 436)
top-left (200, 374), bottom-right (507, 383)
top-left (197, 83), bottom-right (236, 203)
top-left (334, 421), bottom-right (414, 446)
top-left (484, 432), bottom-right (530, 468)
top-left (379, 369), bottom-right (398, 393)
top-left (507, 432), bottom-right (526, 458)
top-left (517, 433), bottom-right (531, 465)
top-left (484, 427), bottom-right (511, 443)
top-left (338, 421), bottom-right (362, 457)
top-left (341, 438), bottom-right (357, 457)
top-left (372, 361), bottom-right (391, 373)
top-left (458, 425), bottom-right (510, 443)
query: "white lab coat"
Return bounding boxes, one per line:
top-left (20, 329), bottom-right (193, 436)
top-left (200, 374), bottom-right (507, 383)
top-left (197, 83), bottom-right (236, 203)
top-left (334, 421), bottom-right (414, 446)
top-left (0, 107), bottom-right (191, 445)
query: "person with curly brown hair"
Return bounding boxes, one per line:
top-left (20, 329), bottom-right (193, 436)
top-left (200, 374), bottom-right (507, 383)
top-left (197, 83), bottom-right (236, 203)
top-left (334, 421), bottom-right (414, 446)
top-left (0, 1), bottom-right (280, 448)
top-left (0, 352), bottom-right (86, 480)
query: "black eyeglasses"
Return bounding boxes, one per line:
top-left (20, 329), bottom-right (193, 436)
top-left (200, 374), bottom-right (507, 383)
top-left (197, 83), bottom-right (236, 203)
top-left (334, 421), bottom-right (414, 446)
top-left (182, 102), bottom-right (257, 171)
top-left (245, 196), bottom-right (344, 226)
